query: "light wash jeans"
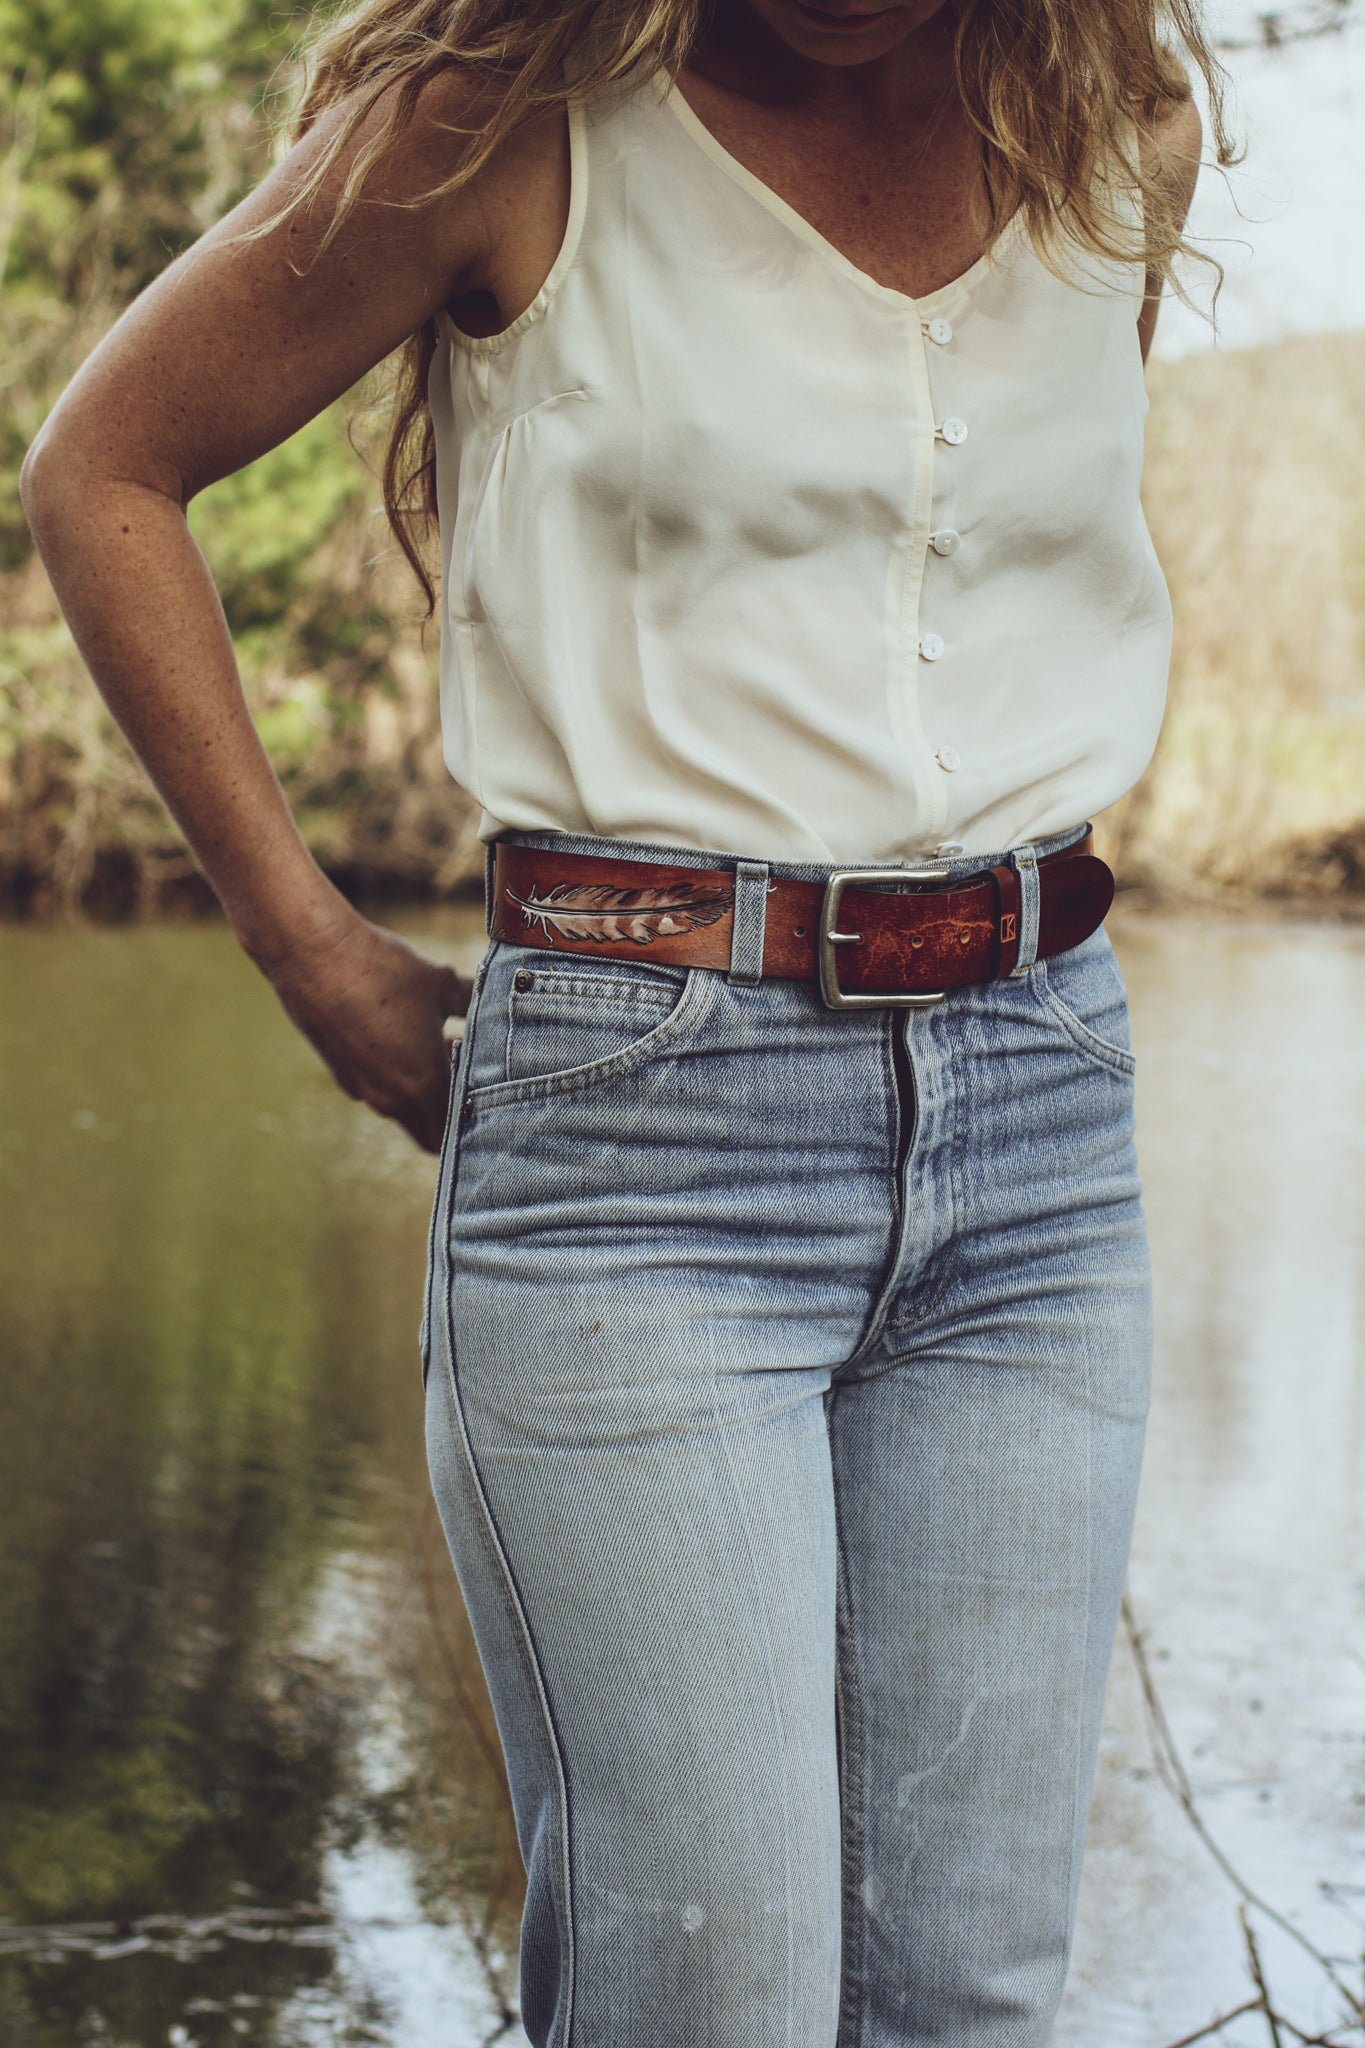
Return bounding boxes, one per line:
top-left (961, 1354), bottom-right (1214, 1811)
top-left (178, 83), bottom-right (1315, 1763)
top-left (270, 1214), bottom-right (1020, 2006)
top-left (421, 822), bottom-right (1151, 2048)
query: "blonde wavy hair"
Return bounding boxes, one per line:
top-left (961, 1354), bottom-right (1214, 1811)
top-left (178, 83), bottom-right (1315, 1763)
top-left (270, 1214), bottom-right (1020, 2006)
top-left (269, 0), bottom-right (1236, 610)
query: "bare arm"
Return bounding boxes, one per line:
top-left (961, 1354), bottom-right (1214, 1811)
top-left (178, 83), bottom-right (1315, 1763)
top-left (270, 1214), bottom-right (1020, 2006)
top-left (1136, 95), bottom-right (1203, 366)
top-left (21, 76), bottom-right (514, 1151)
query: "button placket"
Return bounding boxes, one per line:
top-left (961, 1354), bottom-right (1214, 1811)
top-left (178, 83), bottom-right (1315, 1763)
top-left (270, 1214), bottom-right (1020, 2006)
top-left (894, 303), bottom-right (948, 838)
top-left (921, 373), bottom-right (966, 674)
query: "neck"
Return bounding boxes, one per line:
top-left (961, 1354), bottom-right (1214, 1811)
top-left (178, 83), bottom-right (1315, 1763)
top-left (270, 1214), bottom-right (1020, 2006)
top-left (686, 1), bottom-right (960, 128)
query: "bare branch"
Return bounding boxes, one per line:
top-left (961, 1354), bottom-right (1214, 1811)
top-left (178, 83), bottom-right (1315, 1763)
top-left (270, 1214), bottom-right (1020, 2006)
top-left (1121, 1595), bottom-right (1365, 2019)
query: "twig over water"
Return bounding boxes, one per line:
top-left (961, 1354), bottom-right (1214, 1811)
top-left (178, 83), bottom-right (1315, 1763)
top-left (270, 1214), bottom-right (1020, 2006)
top-left (1240, 1907), bottom-right (1286, 2048)
top-left (1122, 1594), bottom-right (1365, 2025)
top-left (1163, 1999), bottom-right (1267, 2047)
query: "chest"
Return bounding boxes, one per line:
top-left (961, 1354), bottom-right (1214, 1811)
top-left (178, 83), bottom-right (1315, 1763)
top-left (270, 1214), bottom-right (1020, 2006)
top-left (674, 72), bottom-right (1001, 301)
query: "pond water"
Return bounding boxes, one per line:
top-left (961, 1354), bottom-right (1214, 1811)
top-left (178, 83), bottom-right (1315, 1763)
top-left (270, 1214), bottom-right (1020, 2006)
top-left (0, 907), bottom-right (1361, 2048)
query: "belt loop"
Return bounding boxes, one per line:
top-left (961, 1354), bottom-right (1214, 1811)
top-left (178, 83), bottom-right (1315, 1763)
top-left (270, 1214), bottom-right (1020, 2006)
top-left (1009, 843), bottom-right (1041, 976)
top-left (483, 840), bottom-right (497, 937)
top-left (727, 860), bottom-right (769, 985)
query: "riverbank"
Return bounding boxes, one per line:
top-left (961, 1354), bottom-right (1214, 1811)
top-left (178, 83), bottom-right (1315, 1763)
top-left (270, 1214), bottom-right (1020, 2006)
top-left (4, 330), bottom-right (1362, 921)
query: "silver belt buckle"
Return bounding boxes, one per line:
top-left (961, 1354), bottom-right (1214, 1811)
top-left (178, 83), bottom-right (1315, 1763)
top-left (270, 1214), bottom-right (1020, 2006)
top-left (818, 865), bottom-right (952, 1010)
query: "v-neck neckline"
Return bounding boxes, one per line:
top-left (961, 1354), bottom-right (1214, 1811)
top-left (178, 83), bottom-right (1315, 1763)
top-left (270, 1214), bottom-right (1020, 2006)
top-left (659, 70), bottom-right (1026, 314)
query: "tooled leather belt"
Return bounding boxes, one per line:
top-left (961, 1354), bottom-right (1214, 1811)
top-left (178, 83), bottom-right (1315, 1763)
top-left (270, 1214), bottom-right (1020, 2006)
top-left (488, 833), bottom-right (1114, 1010)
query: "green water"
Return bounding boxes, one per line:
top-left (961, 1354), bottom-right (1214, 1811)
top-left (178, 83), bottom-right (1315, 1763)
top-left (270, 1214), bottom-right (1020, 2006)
top-left (0, 908), bottom-right (524, 2048)
top-left (2, 909), bottom-right (1363, 2048)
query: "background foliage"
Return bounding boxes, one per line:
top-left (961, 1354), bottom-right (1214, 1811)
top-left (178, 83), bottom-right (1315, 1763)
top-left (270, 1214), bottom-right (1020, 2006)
top-left (1, 0), bottom-right (479, 914)
top-left (2, 0), bottom-right (1364, 914)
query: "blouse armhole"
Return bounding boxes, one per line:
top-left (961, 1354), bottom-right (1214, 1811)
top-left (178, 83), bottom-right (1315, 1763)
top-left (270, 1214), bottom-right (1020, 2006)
top-left (441, 93), bottom-right (589, 360)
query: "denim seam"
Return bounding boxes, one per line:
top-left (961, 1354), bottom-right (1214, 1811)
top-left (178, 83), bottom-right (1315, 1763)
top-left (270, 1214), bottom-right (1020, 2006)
top-left (878, 1246), bottom-right (962, 1336)
top-left (469, 967), bottom-right (714, 1113)
top-left (509, 979), bottom-right (681, 1005)
top-left (709, 1361), bottom-right (798, 2045)
top-left (832, 1019), bottom-right (904, 1371)
top-left (438, 1280), bottom-right (578, 2046)
top-left (845, 1017), bottom-right (962, 1354)
top-left (1061, 1322), bottom-right (1097, 1971)
top-left (1029, 965), bottom-right (1137, 1078)
top-left (421, 947), bottom-right (492, 1389)
top-left (831, 1401), bottom-right (868, 2048)
top-left (882, 1013), bottom-right (967, 1335)
top-left (432, 943), bottom-right (578, 2040)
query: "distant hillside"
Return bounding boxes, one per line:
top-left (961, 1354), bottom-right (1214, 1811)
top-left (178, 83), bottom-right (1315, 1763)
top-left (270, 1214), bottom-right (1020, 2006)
top-left (1099, 330), bottom-right (1365, 908)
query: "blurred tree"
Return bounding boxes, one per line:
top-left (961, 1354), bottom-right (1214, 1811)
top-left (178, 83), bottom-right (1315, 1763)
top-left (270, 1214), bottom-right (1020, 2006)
top-left (0, 0), bottom-right (472, 915)
top-left (0, 0), bottom-right (294, 308)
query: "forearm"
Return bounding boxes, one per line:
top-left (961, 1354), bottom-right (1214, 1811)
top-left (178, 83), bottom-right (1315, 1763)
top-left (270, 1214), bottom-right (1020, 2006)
top-left (21, 455), bottom-right (354, 970)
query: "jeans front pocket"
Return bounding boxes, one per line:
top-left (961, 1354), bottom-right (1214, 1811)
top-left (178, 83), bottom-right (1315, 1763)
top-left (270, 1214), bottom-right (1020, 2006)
top-left (466, 943), bottom-right (712, 1111)
top-left (1029, 925), bottom-right (1137, 1079)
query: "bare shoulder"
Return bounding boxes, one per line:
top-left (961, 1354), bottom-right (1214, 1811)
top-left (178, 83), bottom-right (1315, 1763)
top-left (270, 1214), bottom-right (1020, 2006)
top-left (257, 65), bottom-right (516, 280)
top-left (23, 61), bottom-right (566, 502)
top-left (329, 60), bottom-right (570, 336)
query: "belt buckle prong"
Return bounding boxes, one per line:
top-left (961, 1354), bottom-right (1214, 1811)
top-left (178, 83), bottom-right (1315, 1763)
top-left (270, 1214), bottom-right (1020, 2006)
top-left (818, 865), bottom-right (952, 1010)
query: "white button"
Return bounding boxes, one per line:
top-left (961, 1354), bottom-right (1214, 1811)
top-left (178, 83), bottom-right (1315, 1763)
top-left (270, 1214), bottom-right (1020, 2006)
top-left (931, 529), bottom-right (960, 556)
top-left (935, 745), bottom-right (961, 772)
top-left (918, 633), bottom-right (945, 661)
top-left (937, 841), bottom-right (965, 855)
top-left (925, 317), bottom-right (953, 346)
top-left (939, 416), bottom-right (969, 445)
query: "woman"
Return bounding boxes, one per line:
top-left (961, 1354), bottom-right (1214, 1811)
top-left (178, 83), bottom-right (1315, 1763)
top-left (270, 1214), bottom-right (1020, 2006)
top-left (22, 0), bottom-right (1228, 2035)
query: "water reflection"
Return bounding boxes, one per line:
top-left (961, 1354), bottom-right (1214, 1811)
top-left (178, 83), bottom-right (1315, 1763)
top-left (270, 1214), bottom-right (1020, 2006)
top-left (0, 913), bottom-right (522, 2048)
top-left (1, 909), bottom-right (1361, 2046)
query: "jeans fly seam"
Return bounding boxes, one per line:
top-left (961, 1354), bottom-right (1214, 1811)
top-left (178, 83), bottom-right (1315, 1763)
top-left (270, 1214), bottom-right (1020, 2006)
top-left (829, 1015), bottom-right (904, 1373)
top-left (436, 1117), bottom-right (578, 2046)
top-left (839, 1016), bottom-right (949, 1367)
top-left (709, 1361), bottom-right (798, 2048)
top-left (880, 1016), bottom-right (965, 1336)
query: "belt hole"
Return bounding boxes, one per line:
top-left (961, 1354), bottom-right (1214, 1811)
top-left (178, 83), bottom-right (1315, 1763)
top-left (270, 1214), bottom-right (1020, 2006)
top-left (910, 933), bottom-right (924, 949)
top-left (793, 924), bottom-right (806, 936)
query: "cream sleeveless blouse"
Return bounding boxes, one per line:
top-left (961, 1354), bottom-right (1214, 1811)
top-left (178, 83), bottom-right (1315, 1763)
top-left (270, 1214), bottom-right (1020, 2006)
top-left (427, 72), bottom-right (1173, 862)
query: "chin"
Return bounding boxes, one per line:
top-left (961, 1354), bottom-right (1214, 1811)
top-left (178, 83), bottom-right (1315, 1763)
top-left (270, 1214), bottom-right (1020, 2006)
top-left (754, 0), bottom-right (926, 63)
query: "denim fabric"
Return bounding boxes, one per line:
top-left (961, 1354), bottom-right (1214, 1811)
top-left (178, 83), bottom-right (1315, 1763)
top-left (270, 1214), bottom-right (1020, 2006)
top-left (422, 824), bottom-right (1151, 2048)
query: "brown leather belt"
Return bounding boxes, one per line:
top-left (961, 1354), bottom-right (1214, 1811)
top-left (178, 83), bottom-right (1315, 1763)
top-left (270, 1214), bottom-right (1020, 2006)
top-left (488, 832), bottom-right (1113, 1009)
